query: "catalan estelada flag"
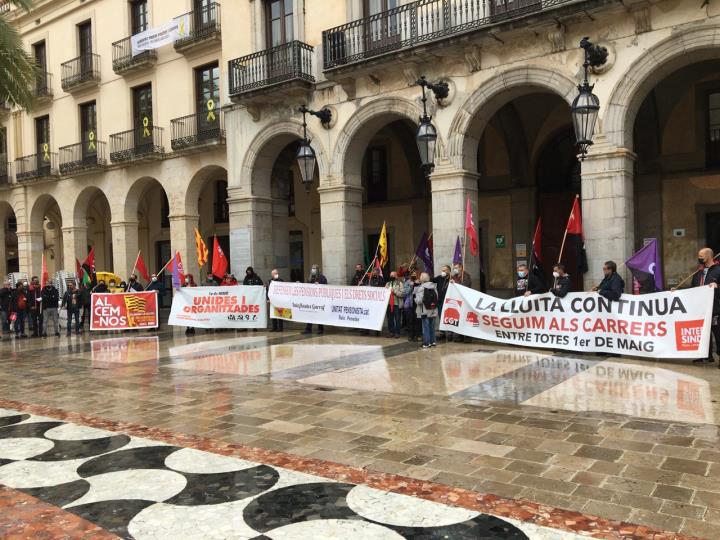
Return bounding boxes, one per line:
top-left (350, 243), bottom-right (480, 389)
top-left (195, 228), bottom-right (209, 267)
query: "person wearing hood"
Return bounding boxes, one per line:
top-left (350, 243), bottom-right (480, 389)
top-left (126, 274), bottom-right (143, 292)
top-left (302, 265), bottom-right (327, 335)
top-left (243, 267), bottom-right (263, 286)
top-left (550, 264), bottom-right (571, 298)
top-left (414, 272), bottom-right (438, 349)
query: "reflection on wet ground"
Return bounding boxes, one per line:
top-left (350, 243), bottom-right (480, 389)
top-left (1, 328), bottom-right (719, 537)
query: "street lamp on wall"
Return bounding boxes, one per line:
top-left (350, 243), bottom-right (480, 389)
top-left (297, 105), bottom-right (332, 192)
top-left (571, 37), bottom-right (608, 159)
top-left (416, 76), bottom-right (448, 178)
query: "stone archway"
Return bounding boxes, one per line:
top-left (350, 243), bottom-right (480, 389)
top-left (28, 194), bottom-right (64, 277)
top-left (69, 186), bottom-right (115, 273)
top-left (0, 200), bottom-right (18, 277)
top-left (603, 25), bottom-right (720, 152)
top-left (448, 66), bottom-right (577, 172)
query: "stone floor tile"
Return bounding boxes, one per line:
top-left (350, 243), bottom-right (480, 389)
top-left (582, 500), bottom-right (633, 523)
top-left (698, 450), bottom-right (720, 463)
top-left (574, 445), bottom-right (624, 463)
top-left (447, 438), bottom-right (514, 457)
top-left (692, 489), bottom-right (720, 510)
top-left (661, 457), bottom-right (710, 477)
top-left (514, 474), bottom-right (576, 495)
top-left (573, 485), bottom-right (615, 502)
top-left (652, 484), bottom-right (695, 503)
top-left (611, 492), bottom-right (663, 512)
top-left (571, 471), bottom-right (606, 487)
top-left (603, 476), bottom-right (656, 496)
top-left (652, 444), bottom-right (701, 459)
top-left (621, 465), bottom-right (683, 485)
top-left (504, 460), bottom-right (548, 475)
top-left (621, 420), bottom-right (669, 433)
top-left (542, 466), bottom-right (578, 482)
top-left (476, 479), bottom-right (525, 499)
top-left (660, 501), bottom-right (707, 520)
top-left (566, 433), bottom-right (605, 445)
top-left (536, 439), bottom-right (583, 456)
top-left (468, 455), bottom-right (513, 469)
top-left (588, 460), bottom-right (626, 475)
top-left (680, 518), bottom-right (720, 539)
top-left (628, 508), bottom-right (683, 533)
top-left (469, 466), bottom-right (518, 484)
top-left (429, 471), bottom-right (480, 491)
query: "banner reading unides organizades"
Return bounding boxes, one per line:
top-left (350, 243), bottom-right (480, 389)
top-left (440, 283), bottom-right (714, 359)
top-left (268, 282), bottom-right (391, 331)
top-left (131, 14), bottom-right (191, 56)
top-left (90, 291), bottom-right (159, 331)
top-left (168, 286), bottom-right (267, 329)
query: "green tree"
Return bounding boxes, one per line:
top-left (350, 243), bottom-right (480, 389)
top-left (0, 0), bottom-right (37, 110)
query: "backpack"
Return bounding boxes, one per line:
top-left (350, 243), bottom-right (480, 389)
top-left (422, 287), bottom-right (438, 310)
top-left (16, 294), bottom-right (26, 310)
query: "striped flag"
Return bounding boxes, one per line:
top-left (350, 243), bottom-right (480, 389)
top-left (194, 228), bottom-right (209, 267)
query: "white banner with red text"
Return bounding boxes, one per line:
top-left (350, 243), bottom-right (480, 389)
top-left (439, 283), bottom-right (714, 359)
top-left (168, 286), bottom-right (267, 329)
top-left (90, 291), bottom-right (159, 331)
top-left (268, 282), bottom-right (391, 331)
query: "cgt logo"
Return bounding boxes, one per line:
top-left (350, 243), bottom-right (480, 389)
top-left (675, 320), bottom-right (704, 351)
top-left (443, 308), bottom-right (460, 327)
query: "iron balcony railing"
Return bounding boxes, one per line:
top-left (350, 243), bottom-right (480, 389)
top-left (174, 2), bottom-right (221, 48)
top-left (61, 53), bottom-right (101, 89)
top-left (323, 0), bottom-right (571, 69)
top-left (109, 126), bottom-right (164, 163)
top-left (170, 110), bottom-right (225, 150)
top-left (59, 140), bottom-right (107, 174)
top-left (228, 40), bottom-right (314, 96)
top-left (111, 36), bottom-right (157, 73)
top-left (0, 155), bottom-right (9, 186)
top-left (14, 152), bottom-right (59, 181)
top-left (33, 71), bottom-right (53, 99)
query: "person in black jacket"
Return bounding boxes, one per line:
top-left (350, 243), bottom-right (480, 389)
top-left (0, 281), bottom-right (11, 339)
top-left (10, 281), bottom-right (28, 338)
top-left (592, 261), bottom-right (625, 301)
top-left (61, 283), bottom-right (82, 336)
top-left (686, 248), bottom-right (720, 365)
top-left (550, 264), bottom-right (571, 298)
top-left (243, 266), bottom-right (264, 286)
top-left (125, 274), bottom-right (143, 292)
top-left (350, 263), bottom-right (367, 286)
top-left (27, 276), bottom-right (43, 337)
top-left (268, 269), bottom-right (284, 332)
top-left (302, 265), bottom-right (327, 335)
top-left (78, 284), bottom-right (91, 329)
top-left (516, 263), bottom-right (545, 297)
top-left (41, 282), bottom-right (60, 337)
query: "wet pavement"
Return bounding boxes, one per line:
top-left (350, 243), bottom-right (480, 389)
top-left (0, 327), bottom-right (718, 538)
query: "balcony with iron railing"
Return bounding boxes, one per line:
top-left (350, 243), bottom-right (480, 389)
top-left (59, 140), bottom-right (107, 175)
top-left (174, 2), bottom-right (221, 53)
top-left (14, 151), bottom-right (59, 182)
top-left (112, 36), bottom-right (157, 75)
top-left (170, 109), bottom-right (225, 152)
top-left (322, 0), bottom-right (586, 70)
top-left (32, 72), bottom-right (53, 103)
top-left (61, 53), bottom-right (101, 92)
top-left (109, 126), bottom-right (165, 163)
top-left (228, 41), bottom-right (314, 100)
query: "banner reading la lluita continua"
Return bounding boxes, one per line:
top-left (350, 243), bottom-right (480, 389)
top-left (169, 286), bottom-right (267, 329)
top-left (268, 281), bottom-right (391, 331)
top-left (439, 283), bottom-right (714, 359)
top-left (90, 291), bottom-right (159, 331)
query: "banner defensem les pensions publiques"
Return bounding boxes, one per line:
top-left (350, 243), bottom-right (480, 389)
top-left (439, 283), bottom-right (714, 359)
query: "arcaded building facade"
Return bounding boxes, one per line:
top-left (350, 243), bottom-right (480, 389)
top-left (2, 0), bottom-right (720, 294)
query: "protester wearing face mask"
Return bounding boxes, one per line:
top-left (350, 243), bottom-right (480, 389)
top-left (268, 269), bottom-right (284, 333)
top-left (516, 263), bottom-right (545, 297)
top-left (433, 265), bottom-right (451, 339)
top-left (550, 264), bottom-right (571, 298)
top-left (404, 272), bottom-right (421, 342)
top-left (125, 274), bottom-right (143, 292)
top-left (385, 271), bottom-right (406, 338)
top-left (351, 263), bottom-right (367, 286)
top-left (182, 274), bottom-right (197, 335)
top-left (243, 267), bottom-right (263, 286)
top-left (221, 273), bottom-right (238, 286)
top-left (144, 274), bottom-right (165, 330)
top-left (302, 265), bottom-right (327, 335)
top-left (675, 248), bottom-right (720, 365)
top-left (451, 264), bottom-right (472, 288)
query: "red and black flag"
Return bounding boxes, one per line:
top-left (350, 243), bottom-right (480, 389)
top-left (565, 196), bottom-right (588, 275)
top-left (530, 217), bottom-right (545, 285)
top-left (81, 247), bottom-right (97, 286)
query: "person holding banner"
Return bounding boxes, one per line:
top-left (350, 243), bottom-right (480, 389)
top-left (687, 248), bottom-right (720, 365)
top-left (351, 263), bottom-right (367, 286)
top-left (145, 274), bottom-right (165, 330)
top-left (302, 265), bottom-right (327, 335)
top-left (385, 271), bottom-right (405, 338)
top-left (243, 267), bottom-right (263, 287)
top-left (125, 275), bottom-right (143, 292)
top-left (550, 264), bottom-right (571, 298)
top-left (516, 263), bottom-right (544, 297)
top-left (182, 274), bottom-right (198, 336)
top-left (268, 269), bottom-right (284, 333)
top-left (591, 261), bottom-right (625, 301)
top-left (434, 265), bottom-right (451, 339)
top-left (61, 283), bottom-right (82, 336)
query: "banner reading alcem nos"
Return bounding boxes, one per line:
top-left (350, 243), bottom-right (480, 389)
top-left (268, 282), bottom-right (391, 331)
top-left (169, 286), bottom-right (267, 329)
top-left (440, 283), bottom-right (714, 359)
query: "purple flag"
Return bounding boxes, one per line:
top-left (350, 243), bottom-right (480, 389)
top-left (171, 252), bottom-right (182, 290)
top-left (626, 239), bottom-right (663, 292)
top-left (415, 232), bottom-right (433, 274)
top-left (453, 236), bottom-right (463, 265)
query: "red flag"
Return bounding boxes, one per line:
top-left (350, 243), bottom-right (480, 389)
top-left (41, 253), bottom-right (49, 287)
top-left (135, 251), bottom-right (150, 281)
top-left (374, 257), bottom-right (383, 277)
top-left (172, 251), bottom-right (186, 289)
top-left (75, 258), bottom-right (83, 283)
top-left (566, 196), bottom-right (583, 236)
top-left (465, 196), bottom-right (478, 257)
top-left (211, 236), bottom-right (228, 279)
top-left (82, 246), bottom-right (95, 273)
top-left (531, 217), bottom-right (542, 265)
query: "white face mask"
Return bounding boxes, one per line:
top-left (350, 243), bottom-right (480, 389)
top-left (272, 274), bottom-right (278, 280)
top-left (440, 271), bottom-right (447, 278)
top-left (452, 269), bottom-right (460, 276)
top-left (151, 277), bottom-right (157, 282)
top-left (185, 278), bottom-right (190, 284)
top-left (311, 269), bottom-right (317, 276)
top-left (553, 271), bottom-right (560, 278)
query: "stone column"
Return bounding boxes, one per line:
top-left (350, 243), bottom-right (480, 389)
top-left (581, 141), bottom-right (636, 289)
top-left (61, 226), bottom-right (87, 273)
top-left (271, 199), bottom-right (290, 279)
top-left (111, 220), bottom-right (139, 279)
top-left (169, 214), bottom-right (200, 281)
top-left (318, 183), bottom-right (363, 286)
top-left (16, 230), bottom-right (43, 278)
top-left (430, 167), bottom-right (480, 285)
top-left (228, 187), bottom-right (274, 280)
top-left (0, 225), bottom-right (6, 279)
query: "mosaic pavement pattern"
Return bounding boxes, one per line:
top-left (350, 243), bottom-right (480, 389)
top-left (0, 407), bottom-right (586, 540)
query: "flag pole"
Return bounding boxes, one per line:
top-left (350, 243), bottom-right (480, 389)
top-left (131, 251), bottom-right (141, 279)
top-left (557, 195), bottom-right (579, 266)
top-left (674, 253), bottom-right (720, 289)
top-left (461, 228), bottom-right (467, 282)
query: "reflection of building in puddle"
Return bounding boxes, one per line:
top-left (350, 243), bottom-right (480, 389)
top-left (524, 361), bottom-right (715, 424)
top-left (299, 350), bottom-right (538, 396)
top-left (90, 336), bottom-right (160, 367)
top-left (169, 342), bottom-right (383, 377)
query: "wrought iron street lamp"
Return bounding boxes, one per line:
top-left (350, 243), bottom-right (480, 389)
top-left (571, 38), bottom-right (608, 159)
top-left (297, 105), bottom-right (332, 192)
top-left (416, 76), bottom-right (448, 178)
